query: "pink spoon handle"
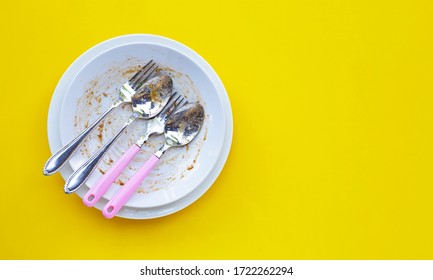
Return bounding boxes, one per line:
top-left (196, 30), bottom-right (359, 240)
top-left (102, 155), bottom-right (160, 218)
top-left (83, 144), bottom-right (141, 207)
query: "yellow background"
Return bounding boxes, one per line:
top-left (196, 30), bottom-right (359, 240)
top-left (1, 0), bottom-right (433, 259)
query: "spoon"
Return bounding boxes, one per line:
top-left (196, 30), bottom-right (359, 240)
top-left (82, 93), bottom-right (187, 207)
top-left (64, 75), bottom-right (173, 194)
top-left (102, 102), bottom-right (205, 218)
top-left (43, 60), bottom-right (157, 176)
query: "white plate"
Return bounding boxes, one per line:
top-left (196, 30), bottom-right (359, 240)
top-left (47, 34), bottom-right (233, 219)
top-left (60, 40), bottom-right (225, 208)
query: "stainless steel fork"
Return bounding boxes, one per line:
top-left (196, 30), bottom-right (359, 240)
top-left (82, 93), bottom-right (187, 205)
top-left (43, 60), bottom-right (158, 176)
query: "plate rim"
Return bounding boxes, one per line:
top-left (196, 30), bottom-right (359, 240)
top-left (47, 34), bottom-right (233, 219)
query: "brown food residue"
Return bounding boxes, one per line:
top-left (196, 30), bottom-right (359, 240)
top-left (203, 126), bottom-right (208, 141)
top-left (150, 89), bottom-right (160, 102)
top-left (97, 123), bottom-right (104, 142)
top-left (123, 67), bottom-right (142, 77)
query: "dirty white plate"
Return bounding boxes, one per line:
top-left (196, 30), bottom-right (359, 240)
top-left (47, 34), bottom-right (233, 219)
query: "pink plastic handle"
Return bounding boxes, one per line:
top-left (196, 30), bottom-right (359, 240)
top-left (102, 155), bottom-right (160, 218)
top-left (83, 144), bottom-right (141, 207)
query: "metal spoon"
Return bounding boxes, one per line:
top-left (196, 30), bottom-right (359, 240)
top-left (64, 75), bottom-right (173, 194)
top-left (82, 94), bottom-right (187, 207)
top-left (102, 102), bottom-right (205, 218)
top-left (43, 61), bottom-right (157, 176)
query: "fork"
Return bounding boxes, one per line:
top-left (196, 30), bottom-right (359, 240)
top-left (82, 93), bottom-right (187, 207)
top-left (43, 60), bottom-right (158, 176)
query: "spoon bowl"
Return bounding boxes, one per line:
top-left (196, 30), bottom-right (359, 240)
top-left (164, 102), bottom-right (205, 148)
top-left (132, 75), bottom-right (173, 119)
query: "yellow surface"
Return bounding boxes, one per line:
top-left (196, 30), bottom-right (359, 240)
top-left (1, 0), bottom-right (433, 259)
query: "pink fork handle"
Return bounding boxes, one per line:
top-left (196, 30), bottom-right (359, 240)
top-left (102, 155), bottom-right (160, 218)
top-left (83, 144), bottom-right (141, 207)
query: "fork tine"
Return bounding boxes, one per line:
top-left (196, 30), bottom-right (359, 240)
top-left (130, 63), bottom-right (156, 88)
top-left (177, 99), bottom-right (189, 110)
top-left (157, 93), bottom-right (184, 120)
top-left (142, 68), bottom-right (158, 85)
top-left (165, 92), bottom-right (182, 110)
top-left (129, 60), bottom-right (153, 83)
top-left (133, 63), bottom-right (159, 89)
top-left (130, 62), bottom-right (157, 90)
top-left (168, 92), bottom-right (181, 103)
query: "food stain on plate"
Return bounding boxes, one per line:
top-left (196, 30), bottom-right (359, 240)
top-left (73, 57), bottom-right (208, 195)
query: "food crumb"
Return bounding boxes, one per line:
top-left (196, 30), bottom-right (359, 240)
top-left (203, 127), bottom-right (207, 141)
top-left (97, 123), bottom-right (104, 141)
top-left (187, 165), bottom-right (194, 170)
